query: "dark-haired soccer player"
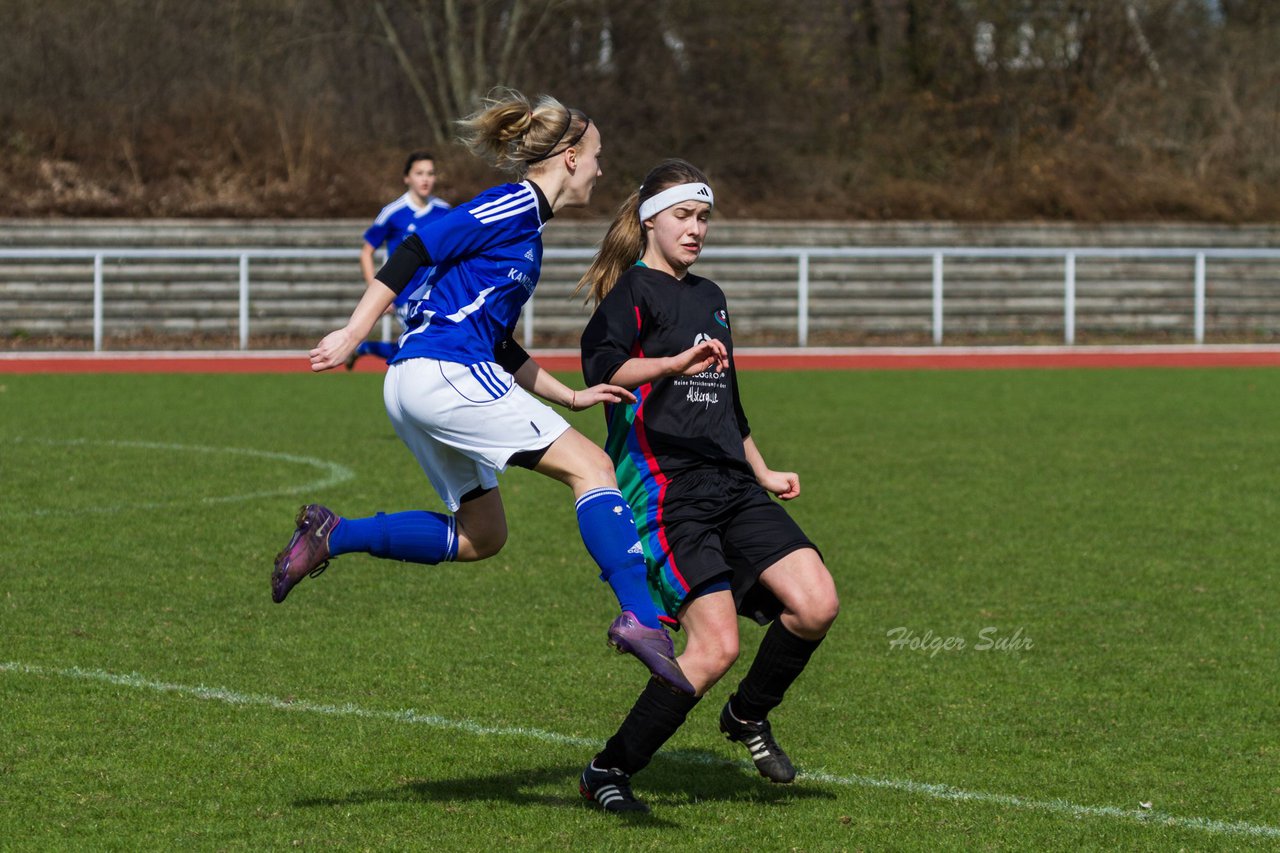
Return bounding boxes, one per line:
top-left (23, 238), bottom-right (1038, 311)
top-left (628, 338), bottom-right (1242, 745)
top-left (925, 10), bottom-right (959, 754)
top-left (272, 92), bottom-right (694, 694)
top-left (575, 159), bottom-right (839, 813)
top-left (346, 151), bottom-right (451, 369)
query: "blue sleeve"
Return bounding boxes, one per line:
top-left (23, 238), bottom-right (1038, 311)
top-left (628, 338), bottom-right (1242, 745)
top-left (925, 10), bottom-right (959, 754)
top-left (363, 220), bottom-right (389, 249)
top-left (419, 191), bottom-right (516, 265)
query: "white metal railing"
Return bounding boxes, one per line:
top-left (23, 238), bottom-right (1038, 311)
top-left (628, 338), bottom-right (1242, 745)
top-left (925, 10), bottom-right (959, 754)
top-left (1, 246), bottom-right (1278, 350)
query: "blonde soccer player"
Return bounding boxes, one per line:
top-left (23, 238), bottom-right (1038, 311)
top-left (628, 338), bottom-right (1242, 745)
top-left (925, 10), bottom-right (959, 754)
top-left (272, 93), bottom-right (693, 694)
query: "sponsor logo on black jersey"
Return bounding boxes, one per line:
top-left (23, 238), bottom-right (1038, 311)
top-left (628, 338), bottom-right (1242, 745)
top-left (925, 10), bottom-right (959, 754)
top-left (714, 309), bottom-right (729, 328)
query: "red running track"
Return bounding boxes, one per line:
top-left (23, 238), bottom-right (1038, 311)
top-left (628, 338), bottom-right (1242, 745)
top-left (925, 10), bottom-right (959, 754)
top-left (2, 346), bottom-right (1280, 374)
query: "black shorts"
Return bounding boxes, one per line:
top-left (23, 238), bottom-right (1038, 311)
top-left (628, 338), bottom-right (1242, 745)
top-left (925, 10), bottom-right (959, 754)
top-left (646, 466), bottom-right (818, 626)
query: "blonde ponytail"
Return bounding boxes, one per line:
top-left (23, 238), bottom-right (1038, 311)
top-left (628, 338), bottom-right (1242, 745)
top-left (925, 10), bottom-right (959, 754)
top-left (456, 88), bottom-right (590, 178)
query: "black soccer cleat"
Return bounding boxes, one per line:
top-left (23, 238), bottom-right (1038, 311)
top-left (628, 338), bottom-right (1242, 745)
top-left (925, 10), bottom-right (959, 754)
top-left (719, 695), bottom-right (796, 783)
top-left (579, 762), bottom-right (650, 813)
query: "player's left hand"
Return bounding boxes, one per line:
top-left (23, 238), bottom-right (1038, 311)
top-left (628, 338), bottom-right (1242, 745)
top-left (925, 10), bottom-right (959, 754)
top-left (760, 470), bottom-right (800, 500)
top-left (571, 383), bottom-right (637, 411)
top-left (668, 339), bottom-right (729, 376)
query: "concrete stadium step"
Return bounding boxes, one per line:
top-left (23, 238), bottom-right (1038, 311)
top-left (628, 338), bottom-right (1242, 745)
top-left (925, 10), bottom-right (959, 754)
top-left (3, 219), bottom-right (1278, 346)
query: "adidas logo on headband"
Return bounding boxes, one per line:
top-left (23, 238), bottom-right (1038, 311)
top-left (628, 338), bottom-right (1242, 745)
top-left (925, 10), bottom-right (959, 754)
top-left (638, 182), bottom-right (715, 221)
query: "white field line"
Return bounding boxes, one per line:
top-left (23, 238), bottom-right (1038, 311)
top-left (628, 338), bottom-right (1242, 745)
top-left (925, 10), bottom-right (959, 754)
top-left (1, 438), bottom-right (354, 518)
top-left (3, 660), bottom-right (1277, 840)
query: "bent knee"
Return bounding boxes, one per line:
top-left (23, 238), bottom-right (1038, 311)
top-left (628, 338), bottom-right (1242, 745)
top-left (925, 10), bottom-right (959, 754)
top-left (581, 449), bottom-right (619, 491)
top-left (790, 593), bottom-right (839, 637)
top-left (556, 435), bottom-right (616, 486)
top-left (687, 638), bottom-right (740, 681)
top-left (712, 643), bottom-right (740, 677)
top-left (472, 534), bottom-right (507, 560)
top-left (819, 594), bottom-right (840, 631)
top-left (458, 524), bottom-right (507, 561)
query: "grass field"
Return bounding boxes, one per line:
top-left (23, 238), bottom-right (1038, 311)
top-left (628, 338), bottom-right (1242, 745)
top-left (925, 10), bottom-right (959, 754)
top-left (2, 367), bottom-right (1278, 851)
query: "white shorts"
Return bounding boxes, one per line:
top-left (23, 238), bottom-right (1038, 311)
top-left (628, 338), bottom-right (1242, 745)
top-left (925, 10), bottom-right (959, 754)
top-left (383, 358), bottom-right (571, 511)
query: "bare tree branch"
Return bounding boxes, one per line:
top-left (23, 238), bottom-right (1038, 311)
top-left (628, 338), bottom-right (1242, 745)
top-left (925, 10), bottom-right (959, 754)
top-left (1123, 0), bottom-right (1167, 89)
top-left (443, 0), bottom-right (472, 114)
top-left (472, 1), bottom-right (488, 101)
top-left (496, 0), bottom-right (527, 83)
top-left (414, 0), bottom-right (455, 134)
top-left (374, 0), bottom-right (448, 141)
top-left (508, 0), bottom-right (559, 87)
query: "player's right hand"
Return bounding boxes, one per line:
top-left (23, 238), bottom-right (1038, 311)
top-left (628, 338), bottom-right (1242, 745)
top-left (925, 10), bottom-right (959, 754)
top-left (309, 328), bottom-right (357, 372)
top-left (572, 383), bottom-right (638, 410)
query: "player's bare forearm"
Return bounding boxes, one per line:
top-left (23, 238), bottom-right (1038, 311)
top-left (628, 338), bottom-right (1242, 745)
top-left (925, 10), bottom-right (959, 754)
top-left (514, 359), bottom-right (636, 411)
top-left (359, 244), bottom-right (378, 287)
top-left (608, 357), bottom-right (672, 389)
top-left (309, 281), bottom-right (396, 371)
top-left (359, 246), bottom-right (396, 314)
top-left (608, 339), bottom-right (728, 390)
top-left (743, 435), bottom-right (769, 479)
top-left (744, 435), bottom-right (800, 499)
top-left (513, 358), bottom-right (570, 404)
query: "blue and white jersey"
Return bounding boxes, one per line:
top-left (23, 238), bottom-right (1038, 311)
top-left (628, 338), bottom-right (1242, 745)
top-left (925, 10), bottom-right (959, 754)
top-left (364, 193), bottom-right (452, 309)
top-left (391, 181), bottom-right (551, 367)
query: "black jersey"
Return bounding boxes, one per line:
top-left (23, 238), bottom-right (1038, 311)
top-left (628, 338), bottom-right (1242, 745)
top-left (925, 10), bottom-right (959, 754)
top-left (581, 265), bottom-right (751, 489)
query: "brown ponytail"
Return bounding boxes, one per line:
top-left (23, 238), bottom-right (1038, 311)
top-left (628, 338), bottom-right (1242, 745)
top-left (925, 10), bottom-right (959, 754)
top-left (576, 159), bottom-right (711, 304)
top-left (576, 190), bottom-right (644, 305)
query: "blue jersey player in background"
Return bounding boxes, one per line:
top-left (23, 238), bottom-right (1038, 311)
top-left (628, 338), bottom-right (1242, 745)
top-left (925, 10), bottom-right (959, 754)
top-left (272, 90), bottom-right (694, 694)
top-left (346, 151), bottom-right (452, 369)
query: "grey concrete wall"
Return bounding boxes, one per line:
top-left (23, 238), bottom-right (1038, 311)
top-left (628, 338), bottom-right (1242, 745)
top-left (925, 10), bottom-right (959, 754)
top-left (2, 219), bottom-right (1278, 348)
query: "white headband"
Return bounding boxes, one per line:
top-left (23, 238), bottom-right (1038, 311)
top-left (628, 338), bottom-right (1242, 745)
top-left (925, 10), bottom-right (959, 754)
top-left (637, 182), bottom-right (714, 221)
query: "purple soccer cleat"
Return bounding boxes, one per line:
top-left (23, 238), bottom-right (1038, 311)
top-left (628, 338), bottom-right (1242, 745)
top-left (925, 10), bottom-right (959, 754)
top-left (272, 504), bottom-right (337, 603)
top-left (607, 611), bottom-right (696, 695)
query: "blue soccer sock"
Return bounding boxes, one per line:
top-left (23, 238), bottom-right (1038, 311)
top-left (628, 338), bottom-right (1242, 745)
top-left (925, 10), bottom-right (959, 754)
top-left (575, 488), bottom-right (662, 628)
top-left (328, 511), bottom-right (458, 564)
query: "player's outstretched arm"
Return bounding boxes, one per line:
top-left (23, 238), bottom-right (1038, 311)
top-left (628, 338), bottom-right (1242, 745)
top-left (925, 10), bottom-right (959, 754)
top-left (607, 339), bottom-right (729, 390)
top-left (309, 281), bottom-right (397, 372)
top-left (358, 243), bottom-right (396, 316)
top-left (512, 358), bottom-right (636, 410)
top-left (359, 242), bottom-right (378, 288)
top-left (743, 435), bottom-right (800, 500)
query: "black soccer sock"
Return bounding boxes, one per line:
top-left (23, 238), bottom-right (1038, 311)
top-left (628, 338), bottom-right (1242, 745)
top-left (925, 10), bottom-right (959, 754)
top-left (731, 620), bottom-right (825, 722)
top-left (594, 677), bottom-right (702, 776)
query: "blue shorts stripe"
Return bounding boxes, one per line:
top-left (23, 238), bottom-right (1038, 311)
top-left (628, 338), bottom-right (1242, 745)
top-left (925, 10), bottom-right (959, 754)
top-left (477, 362), bottom-right (511, 396)
top-left (468, 364), bottom-right (503, 399)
